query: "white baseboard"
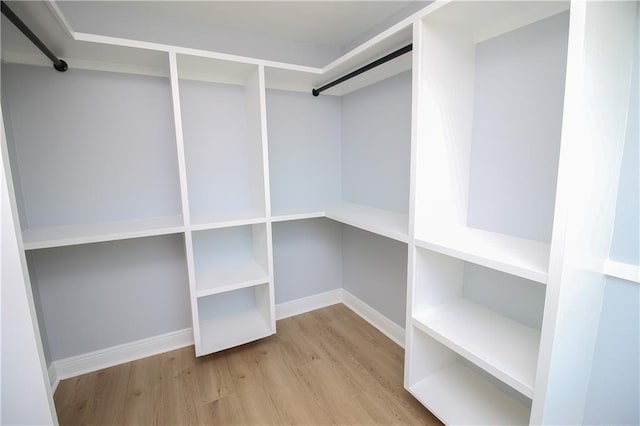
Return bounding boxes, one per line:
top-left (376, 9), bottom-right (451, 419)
top-left (48, 289), bottom-right (403, 385)
top-left (341, 289), bottom-right (405, 348)
top-left (275, 288), bottom-right (342, 320)
top-left (52, 328), bottom-right (194, 383)
top-left (48, 363), bottom-right (59, 393)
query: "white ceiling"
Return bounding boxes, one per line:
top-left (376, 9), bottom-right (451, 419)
top-left (2, 1), bottom-right (425, 68)
top-left (57, 1), bottom-right (419, 48)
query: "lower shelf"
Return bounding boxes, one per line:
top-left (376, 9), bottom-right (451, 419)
top-left (195, 260), bottom-right (269, 297)
top-left (409, 362), bottom-right (530, 425)
top-left (199, 308), bottom-right (272, 356)
top-left (412, 299), bottom-right (539, 397)
top-left (196, 283), bottom-right (274, 356)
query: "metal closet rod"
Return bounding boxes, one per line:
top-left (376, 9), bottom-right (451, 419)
top-left (1, 1), bottom-right (68, 71)
top-left (312, 43), bottom-right (412, 96)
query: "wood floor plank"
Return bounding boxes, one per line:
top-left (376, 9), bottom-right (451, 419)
top-left (54, 304), bottom-right (441, 425)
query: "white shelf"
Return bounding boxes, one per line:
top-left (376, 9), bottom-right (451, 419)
top-left (413, 299), bottom-right (540, 398)
top-left (416, 227), bottom-right (550, 283)
top-left (602, 259), bottom-right (640, 284)
top-left (324, 202), bottom-right (408, 243)
top-left (271, 211), bottom-right (325, 223)
top-left (199, 308), bottom-right (272, 355)
top-left (22, 216), bottom-right (185, 250)
top-left (264, 24), bottom-right (412, 95)
top-left (410, 362), bottom-right (530, 426)
top-left (195, 260), bottom-right (269, 298)
top-left (190, 211), bottom-right (266, 231)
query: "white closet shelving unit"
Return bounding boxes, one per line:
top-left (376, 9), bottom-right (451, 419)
top-left (5, 45), bottom-right (186, 251)
top-left (406, 1), bottom-right (570, 424)
top-left (2, 0), bottom-right (638, 423)
top-left (169, 53), bottom-right (276, 356)
top-left (406, 1), bottom-right (639, 425)
top-left (264, 24), bottom-right (413, 244)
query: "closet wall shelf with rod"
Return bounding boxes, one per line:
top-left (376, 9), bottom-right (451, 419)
top-left (311, 44), bottom-right (412, 96)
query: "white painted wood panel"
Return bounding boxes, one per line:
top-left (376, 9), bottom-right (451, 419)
top-left (199, 309), bottom-right (271, 355)
top-left (195, 260), bottom-right (268, 298)
top-left (410, 362), bottom-right (530, 426)
top-left (415, 227), bottom-right (550, 284)
top-left (413, 299), bottom-right (540, 398)
top-left (324, 201), bottom-right (408, 243)
top-left (22, 216), bottom-right (184, 250)
top-left (196, 284), bottom-right (273, 356)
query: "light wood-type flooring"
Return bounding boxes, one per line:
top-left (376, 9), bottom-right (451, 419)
top-left (54, 304), bottom-right (442, 425)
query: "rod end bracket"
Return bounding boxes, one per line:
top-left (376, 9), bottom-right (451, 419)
top-left (312, 88), bottom-right (320, 97)
top-left (54, 60), bottom-right (68, 72)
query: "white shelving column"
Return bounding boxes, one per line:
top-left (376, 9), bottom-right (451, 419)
top-left (406, 1), bottom-right (572, 424)
top-left (170, 53), bottom-right (275, 356)
top-left (168, 51), bottom-right (201, 354)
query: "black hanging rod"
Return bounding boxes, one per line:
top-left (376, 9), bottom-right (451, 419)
top-left (312, 43), bottom-right (412, 96)
top-left (1, 1), bottom-right (68, 71)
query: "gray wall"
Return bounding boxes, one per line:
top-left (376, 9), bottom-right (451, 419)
top-left (609, 39), bottom-right (639, 265)
top-left (2, 64), bottom-right (182, 230)
top-left (272, 218), bottom-right (342, 304)
top-left (266, 89), bottom-right (342, 214)
top-left (28, 235), bottom-right (191, 361)
top-left (463, 263), bottom-right (546, 330)
top-left (180, 79), bottom-right (263, 219)
top-left (342, 226), bottom-right (407, 327)
top-left (341, 71), bottom-right (412, 214)
top-left (466, 12), bottom-right (569, 242)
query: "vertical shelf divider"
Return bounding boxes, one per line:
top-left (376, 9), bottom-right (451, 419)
top-left (168, 51), bottom-right (201, 354)
top-left (254, 64), bottom-right (277, 332)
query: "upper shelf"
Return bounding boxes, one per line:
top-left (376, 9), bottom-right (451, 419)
top-left (22, 216), bottom-right (185, 250)
top-left (415, 227), bottom-right (550, 284)
top-left (421, 1), bottom-right (570, 43)
top-left (2, 1), bottom-right (417, 96)
top-left (265, 24), bottom-right (412, 95)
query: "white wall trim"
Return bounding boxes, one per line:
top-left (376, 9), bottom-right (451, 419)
top-left (275, 288), bottom-right (342, 320)
top-left (341, 289), bottom-right (405, 348)
top-left (52, 328), bottom-right (194, 383)
top-left (47, 289), bottom-right (403, 385)
top-left (48, 364), bottom-right (60, 394)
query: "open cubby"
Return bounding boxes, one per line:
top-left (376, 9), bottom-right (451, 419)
top-left (177, 55), bottom-right (267, 227)
top-left (407, 328), bottom-right (531, 425)
top-left (414, 4), bottom-right (570, 283)
top-left (271, 218), bottom-right (342, 304)
top-left (1, 61), bottom-right (184, 248)
top-left (264, 69), bottom-right (412, 243)
top-left (265, 89), bottom-right (341, 217)
top-left (191, 223), bottom-right (269, 298)
top-left (26, 234), bottom-right (191, 363)
top-left (412, 247), bottom-right (544, 398)
top-left (196, 283), bottom-right (273, 356)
